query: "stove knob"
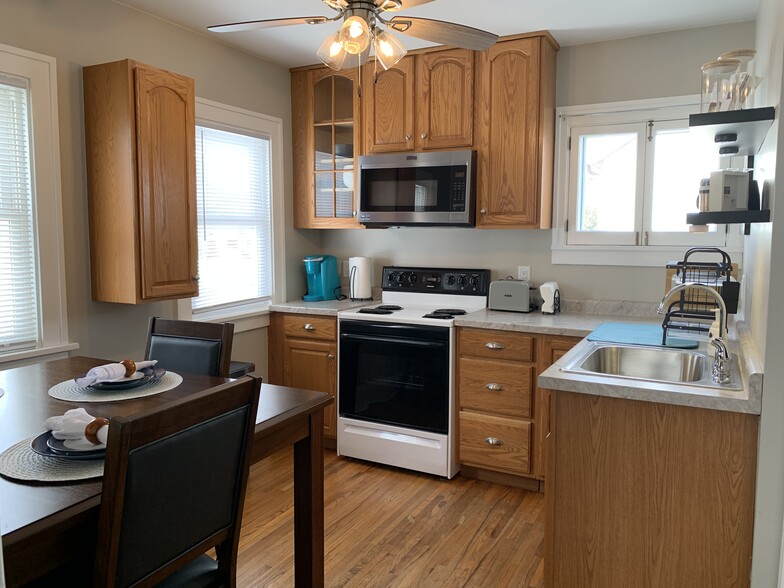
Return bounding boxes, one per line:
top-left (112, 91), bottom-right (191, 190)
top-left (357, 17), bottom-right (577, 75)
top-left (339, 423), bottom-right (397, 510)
top-left (446, 274), bottom-right (456, 286)
top-left (469, 275), bottom-right (480, 287)
top-left (407, 273), bottom-right (417, 285)
top-left (396, 272), bottom-right (406, 285)
top-left (457, 274), bottom-right (467, 287)
top-left (387, 272), bottom-right (397, 284)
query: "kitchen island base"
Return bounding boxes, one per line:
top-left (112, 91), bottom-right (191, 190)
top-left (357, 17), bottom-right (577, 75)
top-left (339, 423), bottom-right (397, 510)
top-left (545, 390), bottom-right (757, 587)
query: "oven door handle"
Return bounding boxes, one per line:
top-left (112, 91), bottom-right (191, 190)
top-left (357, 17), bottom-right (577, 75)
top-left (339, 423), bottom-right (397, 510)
top-left (340, 332), bottom-right (448, 349)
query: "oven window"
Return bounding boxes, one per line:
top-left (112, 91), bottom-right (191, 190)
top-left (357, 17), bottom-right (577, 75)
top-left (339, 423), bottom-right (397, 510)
top-left (360, 165), bottom-right (464, 212)
top-left (339, 321), bottom-right (450, 434)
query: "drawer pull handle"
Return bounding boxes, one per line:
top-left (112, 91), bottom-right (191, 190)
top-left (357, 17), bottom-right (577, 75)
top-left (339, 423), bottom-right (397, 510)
top-left (303, 324), bottom-right (316, 331)
top-left (484, 437), bottom-right (504, 446)
top-left (485, 383), bottom-right (504, 392)
top-left (485, 342), bottom-right (505, 350)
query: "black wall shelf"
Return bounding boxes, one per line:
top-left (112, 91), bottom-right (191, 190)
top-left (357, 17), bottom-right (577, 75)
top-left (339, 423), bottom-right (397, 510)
top-left (687, 209), bottom-right (770, 234)
top-left (689, 106), bottom-right (775, 156)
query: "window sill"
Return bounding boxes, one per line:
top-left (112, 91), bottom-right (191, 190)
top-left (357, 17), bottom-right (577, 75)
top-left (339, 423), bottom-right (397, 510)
top-left (551, 243), bottom-right (743, 266)
top-left (184, 301), bottom-right (271, 334)
top-left (0, 342), bottom-right (80, 369)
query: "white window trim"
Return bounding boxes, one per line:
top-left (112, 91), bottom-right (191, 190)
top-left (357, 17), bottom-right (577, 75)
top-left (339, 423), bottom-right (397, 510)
top-left (0, 43), bottom-right (75, 365)
top-left (176, 98), bottom-right (286, 333)
top-left (552, 94), bottom-right (743, 266)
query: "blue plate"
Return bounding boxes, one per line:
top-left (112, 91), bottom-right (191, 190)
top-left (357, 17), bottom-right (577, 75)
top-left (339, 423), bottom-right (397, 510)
top-left (77, 366), bottom-right (166, 391)
top-left (31, 431), bottom-right (105, 461)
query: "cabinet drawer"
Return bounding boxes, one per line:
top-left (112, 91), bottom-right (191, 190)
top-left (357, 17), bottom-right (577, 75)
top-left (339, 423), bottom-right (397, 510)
top-left (459, 411), bottom-right (531, 475)
top-left (459, 358), bottom-right (532, 418)
top-left (459, 328), bottom-right (534, 361)
top-left (282, 314), bottom-right (336, 341)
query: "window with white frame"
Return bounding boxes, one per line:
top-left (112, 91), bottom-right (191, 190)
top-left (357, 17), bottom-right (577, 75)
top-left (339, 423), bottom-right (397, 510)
top-left (0, 44), bottom-right (71, 362)
top-left (179, 98), bottom-right (285, 329)
top-left (552, 96), bottom-right (742, 266)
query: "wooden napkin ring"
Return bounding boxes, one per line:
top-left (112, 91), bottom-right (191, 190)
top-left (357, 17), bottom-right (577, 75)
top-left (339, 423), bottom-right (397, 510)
top-left (85, 417), bottom-right (110, 445)
top-left (120, 359), bottom-right (136, 377)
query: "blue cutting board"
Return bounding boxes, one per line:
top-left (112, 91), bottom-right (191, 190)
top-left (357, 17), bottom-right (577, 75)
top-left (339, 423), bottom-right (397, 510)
top-left (587, 322), bottom-right (699, 349)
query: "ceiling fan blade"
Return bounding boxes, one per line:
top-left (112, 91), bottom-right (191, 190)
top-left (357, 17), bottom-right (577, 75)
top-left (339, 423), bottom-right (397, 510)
top-left (377, 0), bottom-right (435, 11)
top-left (387, 16), bottom-right (498, 50)
top-left (208, 16), bottom-right (329, 33)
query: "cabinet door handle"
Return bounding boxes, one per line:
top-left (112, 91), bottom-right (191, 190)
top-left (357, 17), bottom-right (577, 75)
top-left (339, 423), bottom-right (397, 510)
top-left (485, 342), bottom-right (505, 350)
top-left (484, 437), bottom-right (504, 446)
top-left (193, 275), bottom-right (200, 281)
top-left (480, 208), bottom-right (487, 214)
top-left (485, 383), bottom-right (504, 392)
top-left (328, 354), bottom-right (335, 360)
top-left (303, 324), bottom-right (316, 331)
top-left (405, 134), bottom-right (411, 141)
top-left (421, 132), bottom-right (427, 139)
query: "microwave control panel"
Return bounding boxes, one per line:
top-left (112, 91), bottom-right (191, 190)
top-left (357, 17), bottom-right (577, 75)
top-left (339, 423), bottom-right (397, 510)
top-left (382, 266), bottom-right (490, 295)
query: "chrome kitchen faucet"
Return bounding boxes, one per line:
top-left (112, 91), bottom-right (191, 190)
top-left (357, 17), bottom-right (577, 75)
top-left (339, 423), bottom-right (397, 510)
top-left (658, 283), bottom-right (731, 384)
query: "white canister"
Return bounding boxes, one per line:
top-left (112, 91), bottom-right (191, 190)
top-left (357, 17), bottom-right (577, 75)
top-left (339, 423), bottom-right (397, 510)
top-left (348, 257), bottom-right (373, 300)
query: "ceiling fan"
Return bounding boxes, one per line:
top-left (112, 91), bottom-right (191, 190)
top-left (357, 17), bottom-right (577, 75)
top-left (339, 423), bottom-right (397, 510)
top-left (208, 0), bottom-right (498, 71)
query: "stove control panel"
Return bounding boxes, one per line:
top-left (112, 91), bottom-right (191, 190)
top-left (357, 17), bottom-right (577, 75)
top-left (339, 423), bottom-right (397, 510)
top-left (382, 266), bottom-right (491, 295)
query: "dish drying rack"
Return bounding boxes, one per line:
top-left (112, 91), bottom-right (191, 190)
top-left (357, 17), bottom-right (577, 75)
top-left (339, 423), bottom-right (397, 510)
top-left (661, 247), bottom-right (739, 345)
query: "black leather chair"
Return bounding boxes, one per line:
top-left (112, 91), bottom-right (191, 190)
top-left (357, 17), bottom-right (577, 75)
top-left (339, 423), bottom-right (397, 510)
top-left (93, 375), bottom-right (262, 588)
top-left (144, 317), bottom-right (234, 378)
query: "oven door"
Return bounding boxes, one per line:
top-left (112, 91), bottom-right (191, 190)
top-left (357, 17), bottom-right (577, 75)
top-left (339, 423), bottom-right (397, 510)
top-left (339, 320), bottom-right (450, 434)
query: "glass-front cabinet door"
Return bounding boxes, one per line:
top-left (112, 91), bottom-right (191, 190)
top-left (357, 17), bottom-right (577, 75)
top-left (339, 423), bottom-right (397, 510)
top-left (296, 68), bottom-right (361, 228)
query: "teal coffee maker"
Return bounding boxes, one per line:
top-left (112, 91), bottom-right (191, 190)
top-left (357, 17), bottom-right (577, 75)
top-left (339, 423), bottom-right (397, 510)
top-left (303, 255), bottom-right (341, 301)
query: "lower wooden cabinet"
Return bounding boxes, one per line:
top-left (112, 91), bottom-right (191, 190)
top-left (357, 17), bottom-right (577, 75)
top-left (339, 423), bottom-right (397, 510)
top-left (269, 313), bottom-right (337, 440)
top-left (545, 391), bottom-right (758, 587)
top-left (456, 327), bottom-right (580, 485)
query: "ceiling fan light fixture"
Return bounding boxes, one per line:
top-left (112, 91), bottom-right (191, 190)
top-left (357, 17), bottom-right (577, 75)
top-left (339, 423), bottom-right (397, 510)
top-left (374, 28), bottom-right (407, 70)
top-left (339, 15), bottom-right (371, 55)
top-left (317, 31), bottom-right (349, 71)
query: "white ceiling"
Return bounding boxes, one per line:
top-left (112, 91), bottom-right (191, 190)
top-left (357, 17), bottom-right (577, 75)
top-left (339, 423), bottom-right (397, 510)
top-left (114, 0), bottom-right (759, 68)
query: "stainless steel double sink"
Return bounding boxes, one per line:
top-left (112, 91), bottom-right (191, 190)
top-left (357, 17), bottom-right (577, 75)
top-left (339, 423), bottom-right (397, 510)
top-left (560, 341), bottom-right (743, 390)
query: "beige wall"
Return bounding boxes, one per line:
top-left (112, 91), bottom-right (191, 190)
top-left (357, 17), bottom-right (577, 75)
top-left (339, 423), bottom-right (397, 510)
top-left (0, 0), bottom-right (312, 375)
top-left (748, 0), bottom-right (784, 584)
top-left (317, 22), bottom-right (756, 305)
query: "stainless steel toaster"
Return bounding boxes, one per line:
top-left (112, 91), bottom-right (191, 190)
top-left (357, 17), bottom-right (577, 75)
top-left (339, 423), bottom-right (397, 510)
top-left (488, 279), bottom-right (532, 313)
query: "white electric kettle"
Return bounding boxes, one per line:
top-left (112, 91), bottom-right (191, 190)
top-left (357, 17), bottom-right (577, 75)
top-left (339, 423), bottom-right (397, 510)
top-left (349, 257), bottom-right (373, 301)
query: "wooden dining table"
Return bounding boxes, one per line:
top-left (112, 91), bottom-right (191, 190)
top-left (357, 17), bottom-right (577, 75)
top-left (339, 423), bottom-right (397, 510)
top-left (0, 356), bottom-right (333, 587)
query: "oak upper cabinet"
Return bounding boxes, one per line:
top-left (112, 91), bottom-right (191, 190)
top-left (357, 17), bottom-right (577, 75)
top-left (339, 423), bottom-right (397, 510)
top-left (83, 59), bottom-right (198, 303)
top-left (292, 67), bottom-right (362, 229)
top-left (363, 48), bottom-right (474, 153)
top-left (474, 34), bottom-right (558, 229)
top-left (268, 313), bottom-right (338, 440)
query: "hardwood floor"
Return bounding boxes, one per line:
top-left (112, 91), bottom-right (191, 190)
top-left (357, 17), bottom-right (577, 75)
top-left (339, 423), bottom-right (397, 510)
top-left (237, 449), bottom-right (545, 587)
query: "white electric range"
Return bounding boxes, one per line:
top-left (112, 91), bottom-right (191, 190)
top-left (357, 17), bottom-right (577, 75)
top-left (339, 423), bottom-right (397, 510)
top-left (337, 266), bottom-right (491, 478)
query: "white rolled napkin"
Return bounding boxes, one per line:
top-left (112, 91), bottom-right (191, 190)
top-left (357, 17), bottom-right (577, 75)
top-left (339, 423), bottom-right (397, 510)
top-left (75, 359), bottom-right (158, 387)
top-left (44, 407), bottom-right (109, 445)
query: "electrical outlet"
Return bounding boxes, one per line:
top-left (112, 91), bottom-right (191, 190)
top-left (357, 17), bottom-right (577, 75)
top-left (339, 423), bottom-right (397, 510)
top-left (517, 266), bottom-right (531, 282)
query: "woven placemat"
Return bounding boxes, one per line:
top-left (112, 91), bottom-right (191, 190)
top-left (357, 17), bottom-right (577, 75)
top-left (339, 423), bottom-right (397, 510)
top-left (48, 372), bottom-right (183, 402)
top-left (0, 437), bottom-right (104, 482)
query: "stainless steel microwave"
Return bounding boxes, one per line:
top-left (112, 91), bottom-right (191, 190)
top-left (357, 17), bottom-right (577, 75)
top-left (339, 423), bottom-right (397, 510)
top-left (357, 150), bottom-right (477, 227)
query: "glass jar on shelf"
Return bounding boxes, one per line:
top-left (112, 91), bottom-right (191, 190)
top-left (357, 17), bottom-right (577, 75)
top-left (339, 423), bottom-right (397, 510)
top-left (718, 49), bottom-right (759, 110)
top-left (701, 58), bottom-right (740, 113)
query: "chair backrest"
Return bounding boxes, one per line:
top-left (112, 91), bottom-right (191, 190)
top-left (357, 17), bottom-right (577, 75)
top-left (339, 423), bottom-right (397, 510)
top-left (94, 375), bottom-right (262, 588)
top-left (144, 316), bottom-right (234, 378)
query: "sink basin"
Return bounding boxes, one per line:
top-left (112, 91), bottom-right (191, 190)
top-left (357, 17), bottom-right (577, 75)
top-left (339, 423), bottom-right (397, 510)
top-left (560, 342), bottom-right (742, 390)
top-left (579, 345), bottom-right (705, 383)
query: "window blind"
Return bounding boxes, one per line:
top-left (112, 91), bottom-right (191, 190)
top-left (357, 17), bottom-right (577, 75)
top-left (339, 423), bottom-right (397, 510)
top-left (193, 125), bottom-right (272, 312)
top-left (0, 78), bottom-right (39, 351)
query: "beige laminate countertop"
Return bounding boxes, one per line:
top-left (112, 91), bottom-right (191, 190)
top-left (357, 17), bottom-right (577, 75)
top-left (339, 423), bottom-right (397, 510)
top-left (455, 308), bottom-right (659, 337)
top-left (269, 299), bottom-right (369, 316)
